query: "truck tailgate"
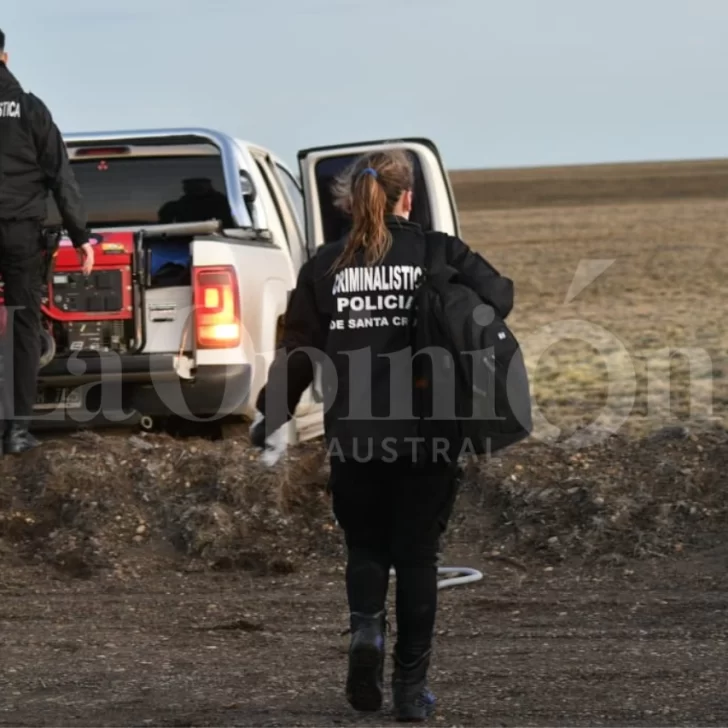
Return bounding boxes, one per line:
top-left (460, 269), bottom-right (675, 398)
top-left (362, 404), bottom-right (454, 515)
top-left (143, 287), bottom-right (193, 354)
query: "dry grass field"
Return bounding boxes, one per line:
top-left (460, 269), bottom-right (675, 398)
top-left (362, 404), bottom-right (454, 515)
top-left (2, 160), bottom-right (728, 727)
top-left (451, 160), bottom-right (728, 440)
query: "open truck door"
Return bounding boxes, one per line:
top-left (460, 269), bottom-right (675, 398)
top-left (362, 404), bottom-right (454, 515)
top-left (297, 137), bottom-right (460, 256)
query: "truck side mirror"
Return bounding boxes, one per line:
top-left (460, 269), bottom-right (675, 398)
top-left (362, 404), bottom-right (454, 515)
top-left (240, 170), bottom-right (257, 204)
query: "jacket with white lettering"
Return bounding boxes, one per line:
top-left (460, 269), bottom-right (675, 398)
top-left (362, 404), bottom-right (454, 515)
top-left (256, 216), bottom-right (513, 461)
top-left (256, 216), bottom-right (514, 461)
top-left (0, 62), bottom-right (88, 246)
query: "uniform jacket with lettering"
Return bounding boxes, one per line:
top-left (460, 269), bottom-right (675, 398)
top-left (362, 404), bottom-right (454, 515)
top-left (256, 215), bottom-right (514, 461)
top-left (0, 62), bottom-right (88, 246)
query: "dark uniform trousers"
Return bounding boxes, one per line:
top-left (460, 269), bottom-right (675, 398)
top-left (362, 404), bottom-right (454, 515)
top-left (329, 457), bottom-right (460, 664)
top-left (0, 220), bottom-right (44, 421)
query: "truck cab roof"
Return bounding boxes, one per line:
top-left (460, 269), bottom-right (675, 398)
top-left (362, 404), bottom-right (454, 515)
top-left (61, 128), bottom-right (300, 233)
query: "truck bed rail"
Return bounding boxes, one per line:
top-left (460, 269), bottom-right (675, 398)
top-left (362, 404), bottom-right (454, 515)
top-left (138, 220), bottom-right (223, 238)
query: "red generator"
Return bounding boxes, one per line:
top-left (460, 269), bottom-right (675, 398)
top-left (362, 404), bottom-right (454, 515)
top-left (0, 232), bottom-right (136, 360)
top-left (44, 233), bottom-right (135, 356)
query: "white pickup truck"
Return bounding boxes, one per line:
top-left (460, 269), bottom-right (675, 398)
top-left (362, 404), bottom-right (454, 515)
top-left (33, 129), bottom-right (461, 442)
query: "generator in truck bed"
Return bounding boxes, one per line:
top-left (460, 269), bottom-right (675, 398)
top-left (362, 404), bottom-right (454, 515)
top-left (0, 232), bottom-right (136, 360)
top-left (0, 218), bottom-right (234, 421)
top-left (46, 234), bottom-right (135, 355)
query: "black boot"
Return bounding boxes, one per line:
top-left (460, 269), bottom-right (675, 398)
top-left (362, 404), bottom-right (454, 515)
top-left (392, 650), bottom-right (436, 722)
top-left (345, 610), bottom-right (386, 712)
top-left (3, 423), bottom-right (41, 455)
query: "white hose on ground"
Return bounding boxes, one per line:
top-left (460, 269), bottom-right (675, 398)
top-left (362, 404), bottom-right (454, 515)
top-left (435, 566), bottom-right (484, 590)
top-left (389, 566), bottom-right (484, 590)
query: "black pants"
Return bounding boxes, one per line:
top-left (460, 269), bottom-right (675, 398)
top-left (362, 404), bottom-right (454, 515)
top-left (329, 458), bottom-right (460, 664)
top-left (0, 220), bottom-right (44, 423)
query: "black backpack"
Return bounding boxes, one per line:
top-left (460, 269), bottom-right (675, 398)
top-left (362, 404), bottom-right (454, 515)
top-left (410, 231), bottom-right (533, 458)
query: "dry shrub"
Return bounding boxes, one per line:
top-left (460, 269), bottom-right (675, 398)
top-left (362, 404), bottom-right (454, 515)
top-left (451, 423), bottom-right (728, 563)
top-left (2, 424), bottom-right (728, 577)
top-left (0, 431), bottom-right (335, 577)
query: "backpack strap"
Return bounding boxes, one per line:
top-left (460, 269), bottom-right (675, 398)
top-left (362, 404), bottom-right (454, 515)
top-left (422, 230), bottom-right (447, 272)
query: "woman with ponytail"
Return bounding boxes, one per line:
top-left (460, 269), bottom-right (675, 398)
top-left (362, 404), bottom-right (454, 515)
top-left (253, 150), bottom-right (513, 722)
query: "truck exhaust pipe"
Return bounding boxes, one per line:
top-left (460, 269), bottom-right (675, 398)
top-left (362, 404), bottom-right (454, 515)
top-left (139, 415), bottom-right (155, 431)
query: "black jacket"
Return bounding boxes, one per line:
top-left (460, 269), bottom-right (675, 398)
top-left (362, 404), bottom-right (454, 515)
top-left (0, 62), bottom-right (87, 247)
top-left (256, 216), bottom-right (514, 461)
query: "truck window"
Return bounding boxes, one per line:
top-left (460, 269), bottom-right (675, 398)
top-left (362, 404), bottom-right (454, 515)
top-left (275, 163), bottom-right (305, 233)
top-left (45, 155), bottom-right (234, 229)
top-left (313, 151), bottom-right (433, 243)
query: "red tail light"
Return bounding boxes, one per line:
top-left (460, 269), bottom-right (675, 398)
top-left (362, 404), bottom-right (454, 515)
top-left (193, 266), bottom-right (241, 349)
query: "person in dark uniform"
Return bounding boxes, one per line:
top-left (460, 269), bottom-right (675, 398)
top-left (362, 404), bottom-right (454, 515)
top-left (251, 150), bottom-right (513, 721)
top-left (157, 177), bottom-right (235, 229)
top-left (0, 29), bottom-right (94, 454)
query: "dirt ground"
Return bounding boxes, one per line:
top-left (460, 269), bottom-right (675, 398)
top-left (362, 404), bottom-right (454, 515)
top-left (3, 552), bottom-right (728, 727)
top-left (3, 160), bottom-right (728, 727)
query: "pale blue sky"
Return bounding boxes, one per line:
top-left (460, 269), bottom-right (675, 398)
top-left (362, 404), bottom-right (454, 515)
top-left (4, 0), bottom-right (726, 170)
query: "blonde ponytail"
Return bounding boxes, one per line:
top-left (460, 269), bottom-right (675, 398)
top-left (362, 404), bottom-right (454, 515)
top-left (330, 150), bottom-right (414, 272)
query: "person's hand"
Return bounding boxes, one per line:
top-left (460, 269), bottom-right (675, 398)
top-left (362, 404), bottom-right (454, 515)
top-left (77, 242), bottom-right (94, 276)
top-left (249, 413), bottom-right (267, 449)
